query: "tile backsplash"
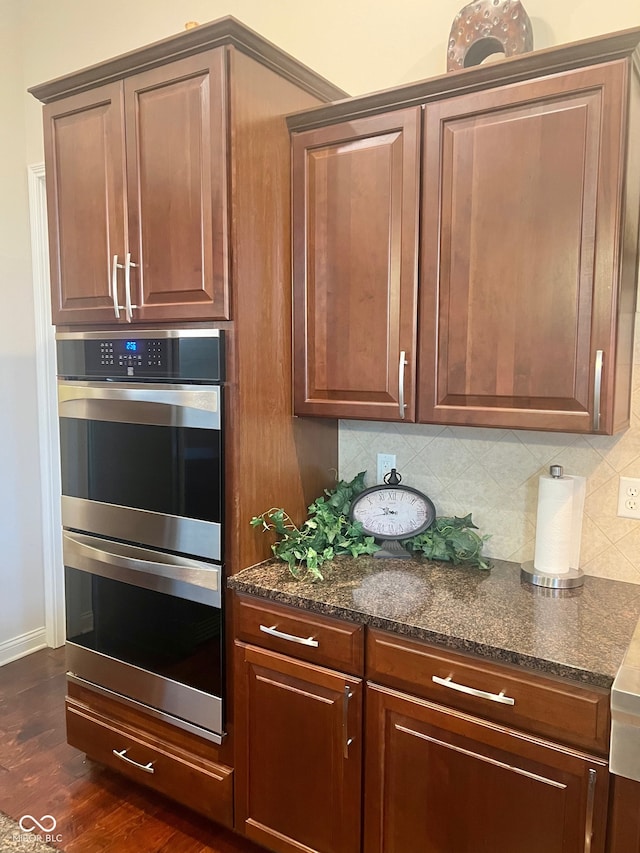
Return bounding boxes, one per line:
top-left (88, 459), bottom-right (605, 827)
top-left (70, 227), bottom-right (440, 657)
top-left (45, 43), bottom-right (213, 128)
top-left (339, 314), bottom-right (640, 584)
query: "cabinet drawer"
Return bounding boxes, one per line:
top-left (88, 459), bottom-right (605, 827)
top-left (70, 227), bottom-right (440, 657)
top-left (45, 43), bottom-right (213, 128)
top-left (66, 698), bottom-right (233, 827)
top-left (367, 628), bottom-right (610, 754)
top-left (234, 593), bottom-right (364, 675)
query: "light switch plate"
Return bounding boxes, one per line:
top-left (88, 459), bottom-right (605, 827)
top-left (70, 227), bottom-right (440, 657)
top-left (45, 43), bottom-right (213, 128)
top-left (618, 477), bottom-right (640, 520)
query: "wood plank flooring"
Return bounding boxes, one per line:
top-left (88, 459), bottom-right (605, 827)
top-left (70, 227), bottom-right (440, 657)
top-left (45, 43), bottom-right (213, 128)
top-left (0, 648), bottom-right (264, 852)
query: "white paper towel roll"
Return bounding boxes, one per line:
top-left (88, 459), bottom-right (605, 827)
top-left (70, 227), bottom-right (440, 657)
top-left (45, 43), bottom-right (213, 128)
top-left (533, 472), bottom-right (585, 575)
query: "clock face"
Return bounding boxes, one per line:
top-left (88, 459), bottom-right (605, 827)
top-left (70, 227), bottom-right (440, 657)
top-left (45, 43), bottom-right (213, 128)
top-left (350, 486), bottom-right (435, 540)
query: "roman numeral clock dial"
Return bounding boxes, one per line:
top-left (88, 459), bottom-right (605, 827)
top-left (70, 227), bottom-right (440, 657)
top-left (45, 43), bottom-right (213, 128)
top-left (349, 469), bottom-right (436, 559)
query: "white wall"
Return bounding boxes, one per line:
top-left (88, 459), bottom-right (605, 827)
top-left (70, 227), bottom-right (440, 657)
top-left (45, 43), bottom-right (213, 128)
top-left (1, 1), bottom-right (640, 658)
top-left (0, 0), bottom-right (46, 661)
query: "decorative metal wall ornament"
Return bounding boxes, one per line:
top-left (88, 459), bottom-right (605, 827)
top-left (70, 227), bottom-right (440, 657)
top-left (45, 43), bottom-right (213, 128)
top-left (447, 0), bottom-right (534, 72)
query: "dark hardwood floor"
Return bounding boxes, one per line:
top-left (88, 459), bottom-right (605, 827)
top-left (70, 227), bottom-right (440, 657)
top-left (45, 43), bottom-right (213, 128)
top-left (0, 648), bottom-right (263, 852)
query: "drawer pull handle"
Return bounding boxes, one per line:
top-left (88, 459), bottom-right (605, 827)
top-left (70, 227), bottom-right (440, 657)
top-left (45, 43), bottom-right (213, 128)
top-left (112, 748), bottom-right (155, 774)
top-left (259, 624), bottom-right (319, 647)
top-left (432, 675), bottom-right (515, 706)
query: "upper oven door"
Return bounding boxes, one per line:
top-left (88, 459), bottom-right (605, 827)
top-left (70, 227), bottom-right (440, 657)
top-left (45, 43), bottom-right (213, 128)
top-left (58, 380), bottom-right (222, 561)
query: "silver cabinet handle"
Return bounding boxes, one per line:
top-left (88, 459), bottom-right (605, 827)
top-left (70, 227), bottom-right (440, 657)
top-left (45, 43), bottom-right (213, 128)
top-left (432, 675), bottom-right (515, 706)
top-left (259, 624), bottom-right (319, 647)
top-left (124, 252), bottom-right (139, 322)
top-left (593, 350), bottom-right (603, 431)
top-left (111, 254), bottom-right (125, 319)
top-left (584, 768), bottom-right (597, 853)
top-left (398, 350), bottom-right (408, 419)
top-left (343, 685), bottom-right (354, 758)
top-left (112, 748), bottom-right (155, 774)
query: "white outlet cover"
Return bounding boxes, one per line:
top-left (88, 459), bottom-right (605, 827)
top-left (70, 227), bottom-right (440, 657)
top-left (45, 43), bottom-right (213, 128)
top-left (376, 453), bottom-right (396, 484)
top-left (618, 477), bottom-right (640, 520)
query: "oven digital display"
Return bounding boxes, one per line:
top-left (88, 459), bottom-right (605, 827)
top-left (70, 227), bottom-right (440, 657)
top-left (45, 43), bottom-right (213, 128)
top-left (125, 340), bottom-right (138, 352)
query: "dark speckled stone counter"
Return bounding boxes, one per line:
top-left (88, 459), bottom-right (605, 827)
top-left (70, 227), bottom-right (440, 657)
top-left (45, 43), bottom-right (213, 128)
top-left (228, 556), bottom-right (640, 689)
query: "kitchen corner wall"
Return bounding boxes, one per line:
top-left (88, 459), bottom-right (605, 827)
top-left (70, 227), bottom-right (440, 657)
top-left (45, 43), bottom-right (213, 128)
top-left (340, 314), bottom-right (640, 583)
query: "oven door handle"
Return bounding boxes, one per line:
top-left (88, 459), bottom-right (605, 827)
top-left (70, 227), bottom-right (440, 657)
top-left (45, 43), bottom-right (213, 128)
top-left (57, 381), bottom-right (221, 430)
top-left (63, 531), bottom-right (221, 607)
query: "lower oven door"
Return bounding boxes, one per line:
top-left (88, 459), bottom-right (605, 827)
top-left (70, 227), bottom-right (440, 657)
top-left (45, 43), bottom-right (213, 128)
top-left (63, 531), bottom-right (224, 741)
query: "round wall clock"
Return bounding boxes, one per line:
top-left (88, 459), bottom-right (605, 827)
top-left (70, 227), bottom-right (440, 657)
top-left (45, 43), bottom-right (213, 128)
top-left (350, 469), bottom-right (436, 558)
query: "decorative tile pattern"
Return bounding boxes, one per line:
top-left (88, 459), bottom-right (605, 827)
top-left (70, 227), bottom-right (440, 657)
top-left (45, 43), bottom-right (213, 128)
top-left (339, 313), bottom-right (640, 583)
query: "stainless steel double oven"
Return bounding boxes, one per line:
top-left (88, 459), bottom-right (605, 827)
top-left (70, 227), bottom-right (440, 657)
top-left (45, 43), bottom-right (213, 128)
top-left (57, 329), bottom-right (225, 743)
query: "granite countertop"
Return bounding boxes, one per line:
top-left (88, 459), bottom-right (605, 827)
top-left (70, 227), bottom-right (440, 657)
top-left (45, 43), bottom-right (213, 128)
top-left (228, 556), bottom-right (640, 689)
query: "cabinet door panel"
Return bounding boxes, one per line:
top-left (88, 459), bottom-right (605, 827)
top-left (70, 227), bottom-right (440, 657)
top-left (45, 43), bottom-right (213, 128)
top-left (365, 685), bottom-right (608, 853)
top-left (293, 109), bottom-right (420, 420)
top-left (44, 83), bottom-right (127, 325)
top-left (235, 643), bottom-right (361, 853)
top-left (124, 49), bottom-right (229, 321)
top-left (419, 62), bottom-right (626, 432)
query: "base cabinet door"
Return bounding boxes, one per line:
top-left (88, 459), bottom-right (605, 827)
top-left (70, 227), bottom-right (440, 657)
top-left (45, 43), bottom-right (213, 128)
top-left (235, 642), bottom-right (362, 853)
top-left (365, 684), bottom-right (609, 853)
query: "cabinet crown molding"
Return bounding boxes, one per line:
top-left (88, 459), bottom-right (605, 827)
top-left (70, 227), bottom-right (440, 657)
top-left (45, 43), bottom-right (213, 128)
top-left (287, 25), bottom-right (640, 131)
top-left (28, 15), bottom-right (348, 105)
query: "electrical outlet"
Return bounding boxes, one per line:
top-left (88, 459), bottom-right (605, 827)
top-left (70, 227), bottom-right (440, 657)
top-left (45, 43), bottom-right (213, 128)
top-left (377, 453), bottom-right (396, 484)
top-left (617, 477), bottom-right (640, 520)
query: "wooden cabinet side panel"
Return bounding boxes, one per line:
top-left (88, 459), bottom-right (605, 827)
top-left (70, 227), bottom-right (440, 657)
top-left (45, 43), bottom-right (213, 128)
top-left (611, 64), bottom-right (640, 433)
top-left (419, 61), bottom-right (628, 433)
top-left (292, 109), bottom-right (421, 421)
top-left (364, 684), bottom-right (609, 853)
top-left (43, 83), bottom-right (127, 325)
top-left (124, 48), bottom-right (230, 322)
top-left (223, 49), bottom-right (338, 578)
top-left (606, 774), bottom-right (640, 853)
top-left (234, 642), bottom-right (362, 853)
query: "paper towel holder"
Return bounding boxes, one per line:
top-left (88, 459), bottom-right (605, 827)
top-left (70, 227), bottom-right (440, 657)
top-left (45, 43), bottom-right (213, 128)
top-left (521, 464), bottom-right (585, 589)
top-left (521, 560), bottom-right (584, 589)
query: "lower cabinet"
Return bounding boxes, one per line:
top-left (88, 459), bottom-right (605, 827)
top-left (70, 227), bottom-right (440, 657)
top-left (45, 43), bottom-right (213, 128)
top-left (232, 595), bottom-right (621, 853)
top-left (234, 642), bottom-right (362, 853)
top-left (364, 683), bottom-right (609, 853)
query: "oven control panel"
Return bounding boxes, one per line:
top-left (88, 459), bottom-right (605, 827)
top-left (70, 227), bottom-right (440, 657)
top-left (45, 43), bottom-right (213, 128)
top-left (97, 339), bottom-right (166, 372)
top-left (56, 332), bottom-right (224, 382)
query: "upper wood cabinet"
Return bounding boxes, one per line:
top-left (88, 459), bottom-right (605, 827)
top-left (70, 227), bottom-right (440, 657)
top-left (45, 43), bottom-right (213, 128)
top-left (292, 109), bottom-right (421, 421)
top-left (43, 50), bottom-right (229, 326)
top-left (288, 29), bottom-right (640, 434)
top-left (418, 60), bottom-right (637, 433)
top-left (33, 17), bottom-right (348, 330)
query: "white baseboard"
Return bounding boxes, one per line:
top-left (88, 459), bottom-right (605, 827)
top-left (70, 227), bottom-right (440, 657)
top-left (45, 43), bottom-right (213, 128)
top-left (0, 628), bottom-right (48, 667)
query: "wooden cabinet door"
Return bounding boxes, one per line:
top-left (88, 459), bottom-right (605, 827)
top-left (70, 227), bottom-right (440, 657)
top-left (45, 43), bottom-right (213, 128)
top-left (365, 684), bottom-right (608, 853)
top-left (418, 61), bottom-right (628, 432)
top-left (235, 642), bottom-right (362, 853)
top-left (44, 83), bottom-right (127, 325)
top-left (124, 49), bottom-right (230, 322)
top-left (292, 109), bottom-right (421, 421)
